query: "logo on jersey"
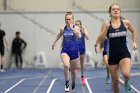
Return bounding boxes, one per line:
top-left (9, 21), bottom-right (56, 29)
top-left (64, 32), bottom-right (74, 36)
top-left (109, 31), bottom-right (127, 38)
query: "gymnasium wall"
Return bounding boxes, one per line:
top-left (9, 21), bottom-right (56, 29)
top-left (0, 11), bottom-right (139, 68)
top-left (0, 0), bottom-right (140, 11)
top-left (0, 0), bottom-right (140, 68)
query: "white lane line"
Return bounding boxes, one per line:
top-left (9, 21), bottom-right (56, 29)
top-left (25, 76), bottom-right (47, 80)
top-left (0, 70), bottom-right (52, 80)
top-left (131, 73), bottom-right (140, 76)
top-left (85, 78), bottom-right (93, 93)
top-left (26, 70), bottom-right (52, 80)
top-left (85, 75), bottom-right (140, 93)
top-left (32, 71), bottom-right (52, 93)
top-left (119, 78), bottom-right (140, 93)
top-left (2, 72), bottom-right (138, 80)
top-left (46, 78), bottom-right (58, 93)
top-left (32, 75), bottom-right (48, 93)
top-left (0, 75), bottom-right (44, 79)
top-left (86, 76), bottom-right (106, 80)
top-left (4, 79), bottom-right (25, 93)
top-left (85, 75), bottom-right (107, 93)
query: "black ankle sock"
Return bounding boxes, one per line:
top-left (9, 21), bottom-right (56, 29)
top-left (1, 65), bottom-right (3, 69)
top-left (65, 80), bottom-right (69, 87)
top-left (72, 82), bottom-right (75, 90)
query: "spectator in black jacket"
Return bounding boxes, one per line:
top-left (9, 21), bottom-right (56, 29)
top-left (12, 31), bottom-right (27, 69)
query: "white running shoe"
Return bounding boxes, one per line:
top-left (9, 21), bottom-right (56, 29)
top-left (65, 84), bottom-right (69, 92)
top-left (0, 69), bottom-right (5, 72)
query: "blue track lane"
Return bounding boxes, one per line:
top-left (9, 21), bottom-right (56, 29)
top-left (0, 68), bottom-right (139, 93)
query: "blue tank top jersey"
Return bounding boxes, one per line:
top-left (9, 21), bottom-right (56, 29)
top-left (103, 37), bottom-right (108, 53)
top-left (78, 28), bottom-right (85, 50)
top-left (62, 25), bottom-right (78, 51)
top-left (107, 20), bottom-right (129, 53)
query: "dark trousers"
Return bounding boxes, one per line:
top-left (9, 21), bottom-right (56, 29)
top-left (13, 50), bottom-right (23, 68)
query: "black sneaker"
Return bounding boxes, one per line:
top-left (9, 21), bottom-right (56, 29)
top-left (71, 83), bottom-right (75, 92)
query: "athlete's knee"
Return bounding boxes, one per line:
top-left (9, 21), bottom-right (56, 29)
top-left (112, 78), bottom-right (119, 86)
top-left (123, 72), bottom-right (130, 80)
top-left (63, 64), bottom-right (69, 69)
top-left (71, 69), bottom-right (76, 74)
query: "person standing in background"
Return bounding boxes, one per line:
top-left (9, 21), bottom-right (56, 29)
top-left (12, 31), bottom-right (27, 69)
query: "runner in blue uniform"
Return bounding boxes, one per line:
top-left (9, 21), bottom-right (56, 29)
top-left (52, 12), bottom-right (81, 92)
top-left (95, 37), bottom-right (110, 84)
top-left (103, 38), bottom-right (110, 84)
top-left (95, 4), bottom-right (137, 93)
top-left (75, 20), bottom-right (89, 84)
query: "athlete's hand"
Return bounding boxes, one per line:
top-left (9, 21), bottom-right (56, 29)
top-left (70, 23), bottom-right (74, 30)
top-left (81, 26), bottom-right (85, 33)
top-left (52, 43), bottom-right (56, 50)
top-left (133, 42), bottom-right (137, 50)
